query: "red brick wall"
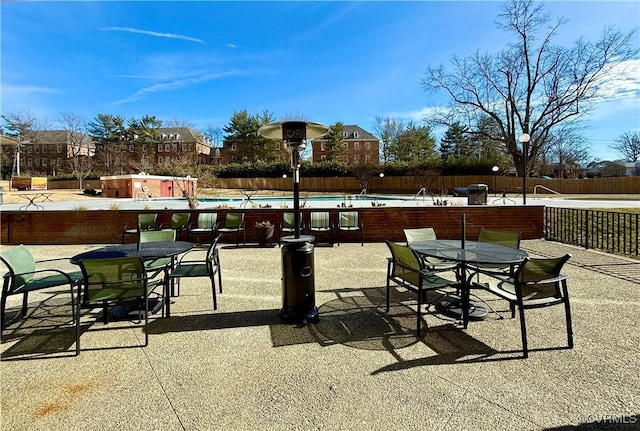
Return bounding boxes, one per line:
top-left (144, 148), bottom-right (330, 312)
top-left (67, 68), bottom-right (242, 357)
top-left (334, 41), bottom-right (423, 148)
top-left (1, 206), bottom-right (544, 245)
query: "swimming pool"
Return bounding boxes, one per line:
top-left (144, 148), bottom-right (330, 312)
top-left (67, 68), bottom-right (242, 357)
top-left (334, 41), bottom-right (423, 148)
top-left (156, 194), bottom-right (463, 209)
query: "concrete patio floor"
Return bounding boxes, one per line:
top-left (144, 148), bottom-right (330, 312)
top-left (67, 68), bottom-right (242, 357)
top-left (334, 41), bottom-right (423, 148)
top-left (1, 240), bottom-right (638, 430)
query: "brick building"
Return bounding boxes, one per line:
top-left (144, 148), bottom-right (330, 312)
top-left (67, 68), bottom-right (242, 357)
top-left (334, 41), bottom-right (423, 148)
top-left (310, 125), bottom-right (379, 164)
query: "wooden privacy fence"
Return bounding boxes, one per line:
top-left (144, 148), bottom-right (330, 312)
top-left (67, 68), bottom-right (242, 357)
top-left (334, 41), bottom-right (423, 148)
top-left (41, 175), bottom-right (640, 195)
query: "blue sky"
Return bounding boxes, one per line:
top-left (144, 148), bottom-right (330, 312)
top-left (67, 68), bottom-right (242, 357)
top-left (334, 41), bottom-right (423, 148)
top-left (1, 1), bottom-right (639, 161)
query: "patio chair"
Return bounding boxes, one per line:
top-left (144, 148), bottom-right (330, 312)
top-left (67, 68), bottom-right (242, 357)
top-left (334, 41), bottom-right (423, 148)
top-left (167, 212), bottom-right (191, 240)
top-left (76, 257), bottom-right (163, 351)
top-left (121, 213), bottom-right (159, 244)
top-left (279, 212), bottom-right (303, 244)
top-left (0, 245), bottom-right (83, 347)
top-left (188, 212), bottom-right (218, 243)
top-left (168, 234), bottom-right (223, 310)
top-left (308, 211), bottom-right (334, 245)
top-left (139, 229), bottom-right (176, 295)
top-left (216, 213), bottom-right (246, 246)
top-left (403, 227), bottom-right (458, 273)
top-left (472, 254), bottom-right (573, 358)
top-left (469, 228), bottom-right (522, 281)
top-left (336, 211), bottom-right (363, 246)
top-left (385, 240), bottom-right (459, 336)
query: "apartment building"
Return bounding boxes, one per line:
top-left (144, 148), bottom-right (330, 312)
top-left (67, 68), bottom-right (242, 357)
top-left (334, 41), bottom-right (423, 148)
top-left (0, 130), bottom-right (94, 177)
top-left (310, 125), bottom-right (379, 164)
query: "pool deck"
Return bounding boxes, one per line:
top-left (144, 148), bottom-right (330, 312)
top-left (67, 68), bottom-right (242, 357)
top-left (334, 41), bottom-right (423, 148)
top-left (1, 191), bottom-right (638, 211)
top-left (1, 240), bottom-right (639, 430)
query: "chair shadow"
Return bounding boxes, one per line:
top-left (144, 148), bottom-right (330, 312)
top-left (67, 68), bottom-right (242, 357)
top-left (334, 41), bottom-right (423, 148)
top-left (1, 295), bottom-right (82, 360)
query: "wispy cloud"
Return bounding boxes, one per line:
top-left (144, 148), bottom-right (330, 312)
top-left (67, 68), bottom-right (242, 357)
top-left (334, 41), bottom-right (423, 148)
top-left (111, 70), bottom-right (247, 105)
top-left (226, 43), bottom-right (237, 49)
top-left (2, 85), bottom-right (59, 96)
top-left (101, 27), bottom-right (204, 43)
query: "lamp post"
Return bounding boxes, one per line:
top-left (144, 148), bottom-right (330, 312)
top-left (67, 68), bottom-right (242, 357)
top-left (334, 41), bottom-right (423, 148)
top-left (491, 165), bottom-right (499, 196)
top-left (258, 121), bottom-right (329, 324)
top-left (519, 133), bottom-right (530, 205)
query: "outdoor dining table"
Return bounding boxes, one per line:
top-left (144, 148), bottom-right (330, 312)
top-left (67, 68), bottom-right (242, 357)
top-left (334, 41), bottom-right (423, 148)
top-left (409, 239), bottom-right (529, 328)
top-left (70, 241), bottom-right (194, 318)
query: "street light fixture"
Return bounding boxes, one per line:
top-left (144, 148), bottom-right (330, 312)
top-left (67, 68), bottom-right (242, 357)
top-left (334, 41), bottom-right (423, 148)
top-left (491, 165), bottom-right (499, 195)
top-left (519, 133), bottom-right (531, 205)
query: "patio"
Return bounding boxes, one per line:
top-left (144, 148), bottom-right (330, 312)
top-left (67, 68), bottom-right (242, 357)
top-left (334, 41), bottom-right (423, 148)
top-left (1, 240), bottom-right (638, 430)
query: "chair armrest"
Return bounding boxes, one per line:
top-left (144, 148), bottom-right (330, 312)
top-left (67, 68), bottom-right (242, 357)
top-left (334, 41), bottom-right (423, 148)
top-left (522, 274), bottom-right (568, 285)
top-left (11, 268), bottom-right (80, 282)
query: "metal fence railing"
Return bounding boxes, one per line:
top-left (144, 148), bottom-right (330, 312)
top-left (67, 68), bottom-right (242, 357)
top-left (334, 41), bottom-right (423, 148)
top-left (545, 207), bottom-right (639, 258)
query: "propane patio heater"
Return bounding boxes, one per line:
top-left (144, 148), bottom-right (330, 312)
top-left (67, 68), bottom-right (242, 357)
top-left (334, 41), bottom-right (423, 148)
top-left (258, 121), bottom-right (330, 323)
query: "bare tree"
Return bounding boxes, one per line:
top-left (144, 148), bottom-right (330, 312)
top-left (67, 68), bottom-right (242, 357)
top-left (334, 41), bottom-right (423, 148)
top-left (163, 117), bottom-right (196, 129)
top-left (610, 131), bottom-right (640, 162)
top-left (57, 112), bottom-right (93, 189)
top-left (372, 116), bottom-right (404, 163)
top-left (422, 0), bottom-right (638, 176)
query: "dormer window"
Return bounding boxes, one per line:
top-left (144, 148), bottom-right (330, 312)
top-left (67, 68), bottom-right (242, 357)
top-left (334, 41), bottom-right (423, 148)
top-left (342, 132), bottom-right (348, 138)
top-left (353, 131), bottom-right (359, 138)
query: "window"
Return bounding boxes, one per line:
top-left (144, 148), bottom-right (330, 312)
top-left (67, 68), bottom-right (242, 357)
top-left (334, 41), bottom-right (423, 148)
top-left (320, 142), bottom-right (326, 151)
top-left (189, 143), bottom-right (193, 151)
top-left (129, 145), bottom-right (134, 152)
top-left (354, 155), bottom-right (359, 163)
top-left (231, 155), bottom-right (237, 162)
top-left (43, 158), bottom-right (48, 166)
top-left (57, 145), bottom-right (62, 153)
top-left (342, 132), bottom-right (348, 138)
top-left (365, 155), bottom-right (371, 163)
top-left (343, 142), bottom-right (348, 150)
top-left (343, 155), bottom-right (348, 163)
top-left (157, 144), bottom-right (163, 152)
top-left (365, 141), bottom-right (370, 150)
top-left (28, 158), bottom-right (32, 167)
top-left (182, 143), bottom-right (187, 151)
top-left (172, 143), bottom-right (178, 152)
top-left (321, 155), bottom-right (326, 160)
top-left (231, 142), bottom-right (237, 151)
top-left (57, 158), bottom-right (62, 166)
top-left (353, 131), bottom-right (359, 138)
top-left (165, 143), bottom-right (171, 152)
top-left (354, 142), bottom-right (360, 150)
top-left (158, 156), bottom-right (163, 163)
top-left (175, 133), bottom-right (180, 140)
top-left (35, 157), bottom-right (40, 166)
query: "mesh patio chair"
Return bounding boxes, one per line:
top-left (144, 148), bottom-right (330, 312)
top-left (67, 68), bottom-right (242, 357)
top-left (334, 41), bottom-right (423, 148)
top-left (308, 211), bottom-right (334, 245)
top-left (0, 245), bottom-right (83, 348)
top-left (385, 240), bottom-right (459, 336)
top-left (188, 212), bottom-right (218, 243)
top-left (77, 257), bottom-right (163, 352)
top-left (121, 213), bottom-right (159, 244)
top-left (472, 254), bottom-right (573, 358)
top-left (168, 234), bottom-right (223, 310)
top-left (167, 212), bottom-right (191, 240)
top-left (469, 228), bottom-right (522, 281)
top-left (337, 211), bottom-right (363, 246)
top-left (279, 212), bottom-right (303, 239)
top-left (216, 213), bottom-right (246, 246)
top-left (403, 227), bottom-right (458, 273)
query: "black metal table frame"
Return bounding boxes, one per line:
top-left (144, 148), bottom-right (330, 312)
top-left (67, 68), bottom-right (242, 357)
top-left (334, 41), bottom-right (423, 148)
top-left (70, 241), bottom-right (194, 318)
top-left (410, 240), bottom-right (529, 328)
top-left (18, 192), bottom-right (53, 210)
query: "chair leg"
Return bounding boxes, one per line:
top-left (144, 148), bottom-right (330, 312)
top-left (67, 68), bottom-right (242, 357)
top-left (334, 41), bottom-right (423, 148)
top-left (75, 284), bottom-right (81, 355)
top-left (517, 304), bottom-right (528, 358)
top-left (210, 278), bottom-right (217, 310)
top-left (416, 283), bottom-right (423, 337)
top-left (21, 292), bottom-right (29, 318)
top-left (563, 281), bottom-right (574, 349)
